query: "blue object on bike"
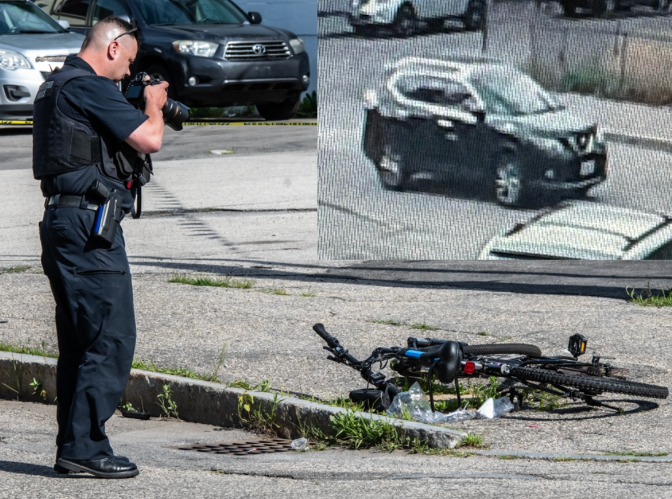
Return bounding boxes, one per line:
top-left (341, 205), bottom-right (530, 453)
top-left (404, 350), bottom-right (424, 359)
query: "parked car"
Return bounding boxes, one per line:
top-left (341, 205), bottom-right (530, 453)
top-left (559, 0), bottom-right (671, 18)
top-left (479, 201), bottom-right (672, 260)
top-left (362, 57), bottom-right (608, 208)
top-left (44, 0), bottom-right (311, 120)
top-left (0, 0), bottom-right (83, 120)
top-left (350, 0), bottom-right (486, 37)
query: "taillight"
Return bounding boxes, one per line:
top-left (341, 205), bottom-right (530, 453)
top-left (463, 361), bottom-right (475, 375)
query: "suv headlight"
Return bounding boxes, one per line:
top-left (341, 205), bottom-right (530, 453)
top-left (172, 40), bottom-right (219, 58)
top-left (289, 38), bottom-right (305, 55)
top-left (0, 49), bottom-right (31, 71)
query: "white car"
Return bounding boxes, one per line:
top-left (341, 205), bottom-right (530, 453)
top-left (350, 0), bottom-right (486, 37)
top-left (479, 201), bottom-right (672, 260)
top-left (0, 0), bottom-right (84, 120)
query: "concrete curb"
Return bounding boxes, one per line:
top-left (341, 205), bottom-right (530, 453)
top-left (0, 352), bottom-right (466, 449)
top-left (603, 131), bottom-right (672, 154)
top-left (475, 450), bottom-right (672, 462)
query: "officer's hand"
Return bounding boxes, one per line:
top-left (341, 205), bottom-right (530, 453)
top-left (143, 81), bottom-right (169, 112)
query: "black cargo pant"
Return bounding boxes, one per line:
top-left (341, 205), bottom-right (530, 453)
top-left (39, 204), bottom-right (136, 461)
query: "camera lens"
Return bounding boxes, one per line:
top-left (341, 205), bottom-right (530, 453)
top-left (162, 99), bottom-right (190, 131)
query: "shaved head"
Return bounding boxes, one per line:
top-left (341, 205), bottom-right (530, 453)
top-left (81, 17), bottom-right (139, 52)
top-left (78, 17), bottom-right (140, 83)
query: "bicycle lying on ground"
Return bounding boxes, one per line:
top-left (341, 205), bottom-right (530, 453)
top-left (312, 323), bottom-right (669, 413)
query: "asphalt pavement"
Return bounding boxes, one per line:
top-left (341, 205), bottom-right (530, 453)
top-left (317, 0), bottom-right (672, 259)
top-left (2, 399), bottom-right (672, 499)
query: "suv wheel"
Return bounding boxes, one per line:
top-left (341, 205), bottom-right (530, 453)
top-left (377, 144), bottom-right (408, 191)
top-left (256, 97), bottom-right (300, 121)
top-left (464, 0), bottom-right (486, 31)
top-left (495, 155), bottom-right (526, 207)
top-left (562, 0), bottom-right (579, 16)
top-left (592, 0), bottom-right (616, 17)
top-left (393, 4), bottom-right (418, 38)
top-left (145, 63), bottom-right (178, 100)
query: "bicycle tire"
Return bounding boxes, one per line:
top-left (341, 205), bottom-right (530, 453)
top-left (463, 344), bottom-right (542, 357)
top-left (511, 366), bottom-right (669, 399)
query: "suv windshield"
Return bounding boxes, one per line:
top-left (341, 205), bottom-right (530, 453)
top-left (468, 66), bottom-right (561, 116)
top-left (0, 1), bottom-right (67, 34)
top-left (138, 0), bottom-right (248, 25)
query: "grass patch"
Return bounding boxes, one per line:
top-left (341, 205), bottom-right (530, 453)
top-left (410, 323), bottom-right (438, 331)
top-left (2, 266), bottom-right (31, 273)
top-left (497, 336), bottom-right (513, 342)
top-left (456, 433), bottom-right (487, 449)
top-left (605, 450), bottom-right (668, 457)
top-left (371, 319), bottom-right (405, 326)
top-left (226, 379), bottom-right (272, 393)
top-left (132, 359), bottom-right (222, 383)
top-left (554, 456), bottom-right (576, 462)
top-left (328, 410), bottom-right (406, 451)
top-left (522, 387), bottom-right (569, 411)
top-left (627, 285), bottom-right (672, 307)
top-left (497, 454), bottom-right (521, 460)
top-left (617, 458), bottom-right (640, 463)
top-left (262, 288), bottom-right (288, 296)
top-left (295, 91), bottom-right (317, 118)
top-left (477, 332), bottom-right (488, 337)
top-left (300, 292), bottom-right (317, 297)
top-left (168, 274), bottom-right (255, 289)
top-left (0, 341), bottom-right (57, 358)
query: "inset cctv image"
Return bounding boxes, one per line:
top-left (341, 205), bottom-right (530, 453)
top-left (318, 0), bottom-right (672, 259)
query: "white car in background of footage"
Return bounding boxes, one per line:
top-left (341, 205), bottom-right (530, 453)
top-left (349, 0), bottom-right (486, 37)
top-left (479, 201), bottom-right (672, 260)
top-left (0, 0), bottom-right (84, 120)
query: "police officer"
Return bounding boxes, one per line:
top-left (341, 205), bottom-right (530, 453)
top-left (33, 17), bottom-right (168, 478)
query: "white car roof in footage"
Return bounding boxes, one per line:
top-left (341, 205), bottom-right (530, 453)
top-left (482, 202), bottom-right (672, 260)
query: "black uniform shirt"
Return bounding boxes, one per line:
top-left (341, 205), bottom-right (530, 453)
top-left (40, 55), bottom-right (148, 212)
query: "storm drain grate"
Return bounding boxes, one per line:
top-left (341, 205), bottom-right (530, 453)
top-left (175, 438), bottom-right (294, 455)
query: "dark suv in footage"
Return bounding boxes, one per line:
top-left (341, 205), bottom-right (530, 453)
top-left (362, 57), bottom-right (608, 208)
top-left (45, 0), bottom-right (310, 120)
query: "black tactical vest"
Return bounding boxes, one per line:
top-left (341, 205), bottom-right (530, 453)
top-left (32, 66), bottom-right (146, 186)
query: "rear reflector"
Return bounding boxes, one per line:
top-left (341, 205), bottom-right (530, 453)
top-left (464, 361), bottom-right (476, 375)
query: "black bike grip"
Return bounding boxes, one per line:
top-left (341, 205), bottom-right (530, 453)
top-left (313, 323), bottom-right (339, 348)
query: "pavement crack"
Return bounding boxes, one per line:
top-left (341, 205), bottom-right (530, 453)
top-left (211, 469), bottom-right (295, 480)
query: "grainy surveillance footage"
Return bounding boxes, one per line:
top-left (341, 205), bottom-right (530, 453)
top-left (318, 0), bottom-right (672, 260)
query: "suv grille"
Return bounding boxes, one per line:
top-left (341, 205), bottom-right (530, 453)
top-left (224, 41), bottom-right (291, 60)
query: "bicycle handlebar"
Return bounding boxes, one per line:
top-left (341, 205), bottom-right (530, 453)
top-left (313, 323), bottom-right (340, 349)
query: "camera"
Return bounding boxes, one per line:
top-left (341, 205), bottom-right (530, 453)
top-left (125, 72), bottom-right (190, 131)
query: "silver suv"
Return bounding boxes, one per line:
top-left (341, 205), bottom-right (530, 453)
top-left (0, 0), bottom-right (84, 120)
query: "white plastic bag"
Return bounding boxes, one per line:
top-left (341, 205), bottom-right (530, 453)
top-left (386, 382), bottom-right (514, 425)
top-left (290, 437), bottom-right (308, 451)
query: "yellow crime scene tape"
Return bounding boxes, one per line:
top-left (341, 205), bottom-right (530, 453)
top-left (0, 120), bottom-right (316, 126)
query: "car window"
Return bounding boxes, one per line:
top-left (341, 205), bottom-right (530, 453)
top-left (0, 1), bottom-right (66, 34)
top-left (53, 0), bottom-right (92, 26)
top-left (395, 74), bottom-right (476, 111)
top-left (136, 0), bottom-right (248, 25)
top-left (644, 241), bottom-right (672, 260)
top-left (92, 0), bottom-right (131, 23)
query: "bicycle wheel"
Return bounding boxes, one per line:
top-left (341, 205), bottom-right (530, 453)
top-left (463, 343), bottom-right (542, 357)
top-left (511, 366), bottom-right (669, 399)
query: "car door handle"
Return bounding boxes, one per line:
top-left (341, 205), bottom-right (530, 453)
top-left (437, 119), bottom-right (454, 129)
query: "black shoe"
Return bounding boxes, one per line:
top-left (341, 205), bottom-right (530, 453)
top-left (57, 457), bottom-right (139, 478)
top-left (54, 456), bottom-right (129, 474)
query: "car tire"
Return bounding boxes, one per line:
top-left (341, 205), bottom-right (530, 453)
top-left (494, 155), bottom-right (527, 208)
top-left (145, 63), bottom-right (179, 101)
top-left (562, 0), bottom-right (579, 16)
top-left (592, 0), bottom-right (616, 17)
top-left (428, 18), bottom-right (446, 32)
top-left (464, 0), bottom-right (486, 31)
top-left (393, 4), bottom-right (418, 38)
top-left (256, 97), bottom-right (301, 121)
top-left (377, 143), bottom-right (409, 191)
top-left (353, 25), bottom-right (371, 36)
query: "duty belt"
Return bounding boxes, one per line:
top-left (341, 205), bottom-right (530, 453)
top-left (45, 194), bottom-right (99, 211)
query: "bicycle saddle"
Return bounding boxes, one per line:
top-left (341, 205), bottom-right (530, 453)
top-left (419, 341), bottom-right (461, 385)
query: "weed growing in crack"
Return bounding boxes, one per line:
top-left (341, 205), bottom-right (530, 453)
top-left (157, 384), bottom-right (179, 419)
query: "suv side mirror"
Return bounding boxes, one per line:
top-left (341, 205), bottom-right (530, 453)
top-left (474, 110), bottom-right (486, 123)
top-left (57, 19), bottom-right (70, 30)
top-left (248, 12), bottom-right (262, 24)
